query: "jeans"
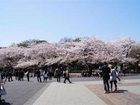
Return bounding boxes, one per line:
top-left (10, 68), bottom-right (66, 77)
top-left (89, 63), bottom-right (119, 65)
top-left (103, 78), bottom-right (110, 91)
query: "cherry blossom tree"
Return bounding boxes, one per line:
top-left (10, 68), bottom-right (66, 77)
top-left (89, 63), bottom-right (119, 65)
top-left (0, 46), bottom-right (24, 68)
top-left (0, 37), bottom-right (137, 70)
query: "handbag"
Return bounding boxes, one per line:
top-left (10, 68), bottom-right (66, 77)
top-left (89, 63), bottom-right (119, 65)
top-left (110, 76), bottom-right (113, 81)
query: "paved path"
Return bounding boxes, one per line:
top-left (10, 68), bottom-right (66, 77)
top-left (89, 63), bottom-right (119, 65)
top-left (2, 78), bottom-right (49, 105)
top-left (87, 79), bottom-right (140, 105)
top-left (32, 82), bottom-right (107, 105)
top-left (2, 75), bottom-right (140, 105)
top-left (24, 79), bottom-right (140, 105)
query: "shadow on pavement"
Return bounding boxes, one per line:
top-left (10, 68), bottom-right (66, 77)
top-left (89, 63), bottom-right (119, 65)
top-left (111, 89), bottom-right (128, 93)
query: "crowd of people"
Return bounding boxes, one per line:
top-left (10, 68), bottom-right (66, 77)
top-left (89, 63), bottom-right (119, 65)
top-left (0, 66), bottom-right (72, 84)
top-left (35, 67), bottom-right (72, 84)
top-left (0, 63), bottom-right (122, 102)
top-left (0, 67), bottom-right (72, 102)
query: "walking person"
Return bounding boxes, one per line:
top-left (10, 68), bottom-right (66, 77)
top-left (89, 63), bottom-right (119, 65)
top-left (63, 69), bottom-right (72, 83)
top-left (110, 66), bottom-right (118, 92)
top-left (100, 62), bottom-right (110, 93)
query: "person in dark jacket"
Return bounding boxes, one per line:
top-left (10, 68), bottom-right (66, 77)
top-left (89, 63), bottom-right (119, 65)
top-left (9, 71), bottom-right (13, 82)
top-left (55, 68), bottom-right (61, 82)
top-left (100, 62), bottom-right (110, 93)
top-left (26, 71), bottom-right (30, 82)
top-left (36, 69), bottom-right (42, 82)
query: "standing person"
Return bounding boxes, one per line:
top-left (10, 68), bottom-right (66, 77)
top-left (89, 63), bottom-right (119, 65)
top-left (20, 70), bottom-right (24, 81)
top-left (36, 69), bottom-right (42, 82)
top-left (4, 71), bottom-right (9, 82)
top-left (15, 70), bottom-right (18, 80)
top-left (55, 68), bottom-right (61, 82)
top-left (115, 66), bottom-right (121, 81)
top-left (110, 66), bottom-right (118, 92)
top-left (9, 70), bottom-right (13, 82)
top-left (0, 70), bottom-right (6, 103)
top-left (7, 71), bottom-right (11, 82)
top-left (1, 71), bottom-right (5, 80)
top-left (48, 68), bottom-right (53, 80)
top-left (26, 71), bottom-right (30, 82)
top-left (63, 69), bottom-right (72, 83)
top-left (18, 70), bottom-right (21, 81)
top-left (100, 62), bottom-right (110, 93)
top-left (43, 70), bottom-right (48, 82)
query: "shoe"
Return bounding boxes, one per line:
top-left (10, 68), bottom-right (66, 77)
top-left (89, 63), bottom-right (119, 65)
top-left (104, 91), bottom-right (107, 93)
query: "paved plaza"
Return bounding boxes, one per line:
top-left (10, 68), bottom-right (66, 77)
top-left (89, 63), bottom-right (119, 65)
top-left (1, 75), bottom-right (140, 105)
top-left (25, 79), bottom-right (140, 105)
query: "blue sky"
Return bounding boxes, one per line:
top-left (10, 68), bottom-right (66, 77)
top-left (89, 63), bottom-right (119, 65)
top-left (0, 0), bottom-right (140, 47)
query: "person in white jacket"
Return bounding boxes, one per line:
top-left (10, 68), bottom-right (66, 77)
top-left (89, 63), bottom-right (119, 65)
top-left (110, 66), bottom-right (118, 92)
